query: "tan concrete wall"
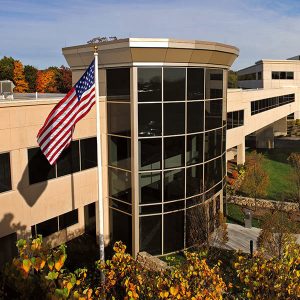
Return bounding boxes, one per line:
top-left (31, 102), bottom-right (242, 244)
top-left (0, 99), bottom-right (109, 245)
top-left (227, 87), bottom-right (300, 150)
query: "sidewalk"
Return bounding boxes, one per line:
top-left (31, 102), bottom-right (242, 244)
top-left (221, 223), bottom-right (300, 253)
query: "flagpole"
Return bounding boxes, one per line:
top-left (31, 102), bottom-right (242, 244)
top-left (94, 47), bottom-right (105, 263)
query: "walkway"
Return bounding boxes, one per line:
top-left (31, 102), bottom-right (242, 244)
top-left (220, 223), bottom-right (300, 253)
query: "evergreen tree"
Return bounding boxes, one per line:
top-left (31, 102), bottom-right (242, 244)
top-left (0, 56), bottom-right (15, 81)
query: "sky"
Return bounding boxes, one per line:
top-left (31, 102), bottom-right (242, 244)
top-left (1, 0), bottom-right (300, 70)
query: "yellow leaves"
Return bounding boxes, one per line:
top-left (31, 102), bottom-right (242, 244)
top-left (170, 286), bottom-right (179, 296)
top-left (55, 254), bottom-right (67, 271)
top-left (159, 291), bottom-right (169, 298)
top-left (22, 259), bottom-right (31, 274)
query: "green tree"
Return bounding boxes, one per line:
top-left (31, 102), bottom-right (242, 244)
top-left (24, 65), bottom-right (38, 92)
top-left (240, 151), bottom-right (269, 209)
top-left (288, 152), bottom-right (300, 209)
top-left (0, 56), bottom-right (15, 81)
top-left (228, 70), bottom-right (238, 88)
top-left (56, 65), bottom-right (72, 93)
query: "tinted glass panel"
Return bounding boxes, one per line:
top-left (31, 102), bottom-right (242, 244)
top-left (164, 103), bottom-right (185, 135)
top-left (110, 209), bottom-right (132, 254)
top-left (28, 148), bottom-right (56, 184)
top-left (205, 129), bottom-right (222, 161)
top-left (139, 204), bottom-right (162, 214)
top-left (186, 165), bottom-right (203, 197)
top-left (204, 157), bottom-right (222, 192)
top-left (139, 172), bottom-right (162, 204)
top-left (36, 217), bottom-right (58, 237)
top-left (205, 69), bottom-right (223, 99)
top-left (140, 215), bottom-right (162, 255)
top-left (139, 138), bottom-right (162, 171)
top-left (107, 103), bottom-right (131, 136)
top-left (0, 152), bottom-right (12, 193)
top-left (187, 102), bottom-right (204, 133)
top-left (186, 134), bottom-right (203, 165)
top-left (109, 198), bottom-right (132, 214)
top-left (164, 136), bottom-right (185, 169)
top-left (59, 210), bottom-right (78, 230)
top-left (108, 136), bottom-right (131, 170)
top-left (80, 137), bottom-right (97, 170)
top-left (164, 211), bottom-right (184, 253)
top-left (164, 200), bottom-right (185, 212)
top-left (57, 141), bottom-right (80, 177)
top-left (107, 68), bottom-right (130, 100)
top-left (108, 168), bottom-right (132, 203)
top-left (163, 68), bottom-right (185, 101)
top-left (187, 68), bottom-right (204, 100)
top-left (138, 68), bottom-right (162, 102)
top-left (138, 104), bottom-right (162, 137)
top-left (164, 168), bottom-right (185, 201)
top-left (205, 100), bottom-right (222, 130)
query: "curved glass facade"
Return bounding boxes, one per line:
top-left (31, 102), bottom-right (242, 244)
top-left (138, 67), bottom-right (226, 255)
top-left (107, 66), bottom-right (226, 256)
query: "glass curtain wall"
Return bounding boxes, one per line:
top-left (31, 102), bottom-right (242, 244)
top-left (138, 67), bottom-right (226, 255)
top-left (107, 68), bottom-right (133, 253)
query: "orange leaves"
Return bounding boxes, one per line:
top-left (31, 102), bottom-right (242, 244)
top-left (13, 60), bottom-right (29, 92)
top-left (36, 69), bottom-right (57, 93)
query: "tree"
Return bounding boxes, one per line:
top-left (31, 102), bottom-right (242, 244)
top-left (240, 151), bottom-right (269, 210)
top-left (13, 60), bottom-right (28, 93)
top-left (288, 152), bottom-right (300, 209)
top-left (257, 210), bottom-right (297, 258)
top-left (234, 241), bottom-right (300, 299)
top-left (56, 66), bottom-right (72, 93)
top-left (0, 56), bottom-right (15, 81)
top-left (24, 65), bottom-right (38, 92)
top-left (228, 70), bottom-right (238, 88)
top-left (36, 69), bottom-right (57, 93)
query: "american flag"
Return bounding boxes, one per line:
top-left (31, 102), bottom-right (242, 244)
top-left (37, 59), bottom-right (96, 165)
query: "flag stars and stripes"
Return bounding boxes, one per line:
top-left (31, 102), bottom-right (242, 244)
top-left (37, 59), bottom-right (96, 165)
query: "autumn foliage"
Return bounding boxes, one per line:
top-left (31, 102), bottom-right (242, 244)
top-left (13, 60), bottom-right (29, 92)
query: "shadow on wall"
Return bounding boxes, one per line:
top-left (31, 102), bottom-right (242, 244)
top-left (17, 149), bottom-right (49, 207)
top-left (0, 213), bottom-right (27, 267)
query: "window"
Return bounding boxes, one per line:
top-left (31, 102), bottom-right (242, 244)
top-left (35, 217), bottom-right (58, 237)
top-left (107, 103), bottom-right (131, 136)
top-left (107, 68), bottom-right (130, 100)
top-left (139, 172), bottom-right (162, 204)
top-left (110, 209), bottom-right (132, 253)
top-left (163, 68), bottom-right (185, 101)
top-left (205, 129), bottom-right (222, 161)
top-left (108, 168), bottom-right (132, 203)
top-left (204, 157), bottom-right (222, 192)
top-left (80, 137), bottom-right (97, 170)
top-left (108, 136), bottom-right (131, 170)
top-left (238, 73), bottom-right (256, 81)
top-left (227, 110), bottom-right (244, 130)
top-left (164, 103), bottom-right (185, 135)
top-left (138, 104), bottom-right (162, 137)
top-left (140, 215), bottom-right (162, 255)
top-left (138, 68), bottom-right (162, 102)
top-left (186, 164), bottom-right (203, 197)
top-left (164, 168), bottom-right (185, 201)
top-left (272, 71), bottom-right (294, 80)
top-left (206, 69), bottom-right (223, 99)
top-left (57, 141), bottom-right (80, 177)
top-left (205, 100), bottom-right (222, 130)
top-left (251, 94), bottom-right (295, 115)
top-left (28, 148), bottom-right (56, 184)
top-left (164, 136), bottom-right (185, 169)
top-left (164, 211), bottom-right (184, 253)
top-left (59, 209), bottom-right (78, 230)
top-left (139, 138), bottom-right (161, 171)
top-left (187, 68), bottom-right (204, 100)
top-left (187, 102), bottom-right (204, 133)
top-left (0, 152), bottom-right (12, 193)
top-left (186, 134), bottom-right (204, 166)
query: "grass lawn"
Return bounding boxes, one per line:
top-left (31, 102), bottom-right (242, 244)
top-left (226, 203), bottom-right (261, 228)
top-left (246, 149), bottom-right (296, 201)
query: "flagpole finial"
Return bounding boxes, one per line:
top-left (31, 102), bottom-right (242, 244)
top-left (94, 46), bottom-right (98, 53)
